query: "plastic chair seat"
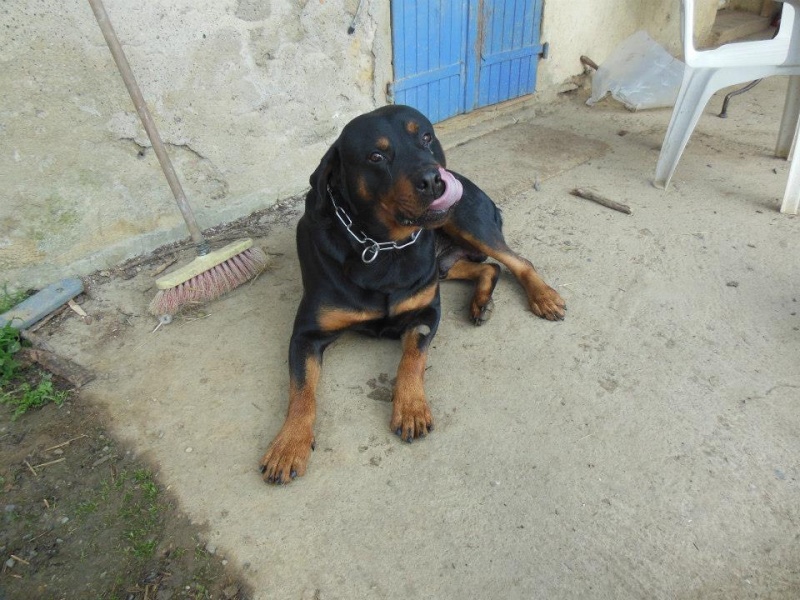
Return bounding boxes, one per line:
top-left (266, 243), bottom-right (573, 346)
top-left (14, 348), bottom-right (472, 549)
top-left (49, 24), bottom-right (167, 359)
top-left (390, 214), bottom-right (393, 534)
top-left (654, 0), bottom-right (800, 213)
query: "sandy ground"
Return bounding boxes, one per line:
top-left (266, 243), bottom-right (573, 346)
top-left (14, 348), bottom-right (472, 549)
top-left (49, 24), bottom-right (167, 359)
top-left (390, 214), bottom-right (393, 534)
top-left (47, 78), bottom-right (799, 599)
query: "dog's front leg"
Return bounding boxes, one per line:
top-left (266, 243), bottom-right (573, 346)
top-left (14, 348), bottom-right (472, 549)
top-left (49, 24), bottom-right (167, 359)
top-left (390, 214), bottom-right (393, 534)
top-left (260, 330), bottom-right (335, 484)
top-left (391, 309), bottom-right (439, 442)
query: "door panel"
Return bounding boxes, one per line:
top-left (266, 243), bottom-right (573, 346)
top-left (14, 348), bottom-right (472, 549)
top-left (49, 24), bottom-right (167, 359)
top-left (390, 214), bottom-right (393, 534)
top-left (391, 0), bottom-right (544, 122)
top-left (391, 0), bottom-right (469, 123)
top-left (476, 0), bottom-right (543, 108)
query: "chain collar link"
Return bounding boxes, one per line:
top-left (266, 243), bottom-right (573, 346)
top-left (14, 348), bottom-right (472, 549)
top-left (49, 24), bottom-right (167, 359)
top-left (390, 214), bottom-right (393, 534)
top-left (327, 187), bottom-right (421, 264)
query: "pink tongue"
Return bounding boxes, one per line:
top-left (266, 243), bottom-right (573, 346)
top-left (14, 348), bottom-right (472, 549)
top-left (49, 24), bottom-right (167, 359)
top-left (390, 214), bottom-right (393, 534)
top-left (428, 168), bottom-right (463, 211)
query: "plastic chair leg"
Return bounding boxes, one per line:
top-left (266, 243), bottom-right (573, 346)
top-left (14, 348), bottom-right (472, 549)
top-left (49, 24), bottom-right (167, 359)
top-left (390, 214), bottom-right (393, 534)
top-left (654, 68), bottom-right (717, 189)
top-left (781, 113), bottom-right (800, 213)
top-left (775, 75), bottom-right (800, 159)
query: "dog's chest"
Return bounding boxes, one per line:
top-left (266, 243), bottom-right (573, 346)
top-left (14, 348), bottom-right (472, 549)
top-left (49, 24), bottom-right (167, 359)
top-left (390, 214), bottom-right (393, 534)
top-left (343, 238), bottom-right (437, 307)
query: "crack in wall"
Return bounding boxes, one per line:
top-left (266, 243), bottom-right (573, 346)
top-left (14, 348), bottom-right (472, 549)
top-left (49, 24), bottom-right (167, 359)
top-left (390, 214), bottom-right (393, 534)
top-left (121, 137), bottom-right (229, 201)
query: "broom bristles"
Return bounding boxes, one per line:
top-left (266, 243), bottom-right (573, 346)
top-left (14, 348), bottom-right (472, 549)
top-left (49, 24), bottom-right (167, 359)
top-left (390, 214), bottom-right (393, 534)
top-left (149, 242), bottom-right (267, 316)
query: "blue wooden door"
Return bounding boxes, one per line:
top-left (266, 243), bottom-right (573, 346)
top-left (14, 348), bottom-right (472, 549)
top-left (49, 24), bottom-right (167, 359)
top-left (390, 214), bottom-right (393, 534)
top-left (390, 0), bottom-right (545, 123)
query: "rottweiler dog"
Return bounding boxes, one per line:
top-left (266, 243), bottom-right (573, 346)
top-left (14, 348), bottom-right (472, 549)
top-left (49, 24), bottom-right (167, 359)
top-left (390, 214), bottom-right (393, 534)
top-left (259, 105), bottom-right (565, 484)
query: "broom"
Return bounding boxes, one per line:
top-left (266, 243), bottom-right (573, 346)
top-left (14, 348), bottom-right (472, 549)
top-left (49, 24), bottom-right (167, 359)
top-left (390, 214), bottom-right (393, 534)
top-left (88, 0), bottom-right (267, 317)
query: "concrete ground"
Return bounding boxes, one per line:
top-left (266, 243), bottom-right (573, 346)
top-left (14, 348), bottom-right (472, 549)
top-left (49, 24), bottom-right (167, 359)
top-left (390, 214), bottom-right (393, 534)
top-left (51, 77), bottom-right (798, 599)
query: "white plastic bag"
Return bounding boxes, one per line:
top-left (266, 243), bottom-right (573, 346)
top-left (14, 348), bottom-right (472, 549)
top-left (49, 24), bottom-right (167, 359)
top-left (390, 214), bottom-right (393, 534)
top-left (587, 31), bottom-right (685, 111)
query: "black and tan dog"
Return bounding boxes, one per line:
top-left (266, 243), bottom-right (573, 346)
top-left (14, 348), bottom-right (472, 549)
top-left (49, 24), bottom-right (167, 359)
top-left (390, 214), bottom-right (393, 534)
top-left (259, 105), bottom-right (565, 484)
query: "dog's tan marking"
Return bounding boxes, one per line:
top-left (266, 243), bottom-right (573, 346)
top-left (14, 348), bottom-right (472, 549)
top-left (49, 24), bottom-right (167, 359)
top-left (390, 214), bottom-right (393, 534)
top-left (390, 281), bottom-right (437, 316)
top-left (376, 175), bottom-right (422, 240)
top-left (405, 120), bottom-right (419, 135)
top-left (357, 175), bottom-right (371, 202)
top-left (318, 306), bottom-right (383, 332)
top-left (390, 327), bottom-right (432, 441)
top-left (444, 259), bottom-right (500, 324)
top-left (442, 224), bottom-right (566, 320)
top-left (376, 136), bottom-right (391, 151)
top-left (259, 356), bottom-right (320, 483)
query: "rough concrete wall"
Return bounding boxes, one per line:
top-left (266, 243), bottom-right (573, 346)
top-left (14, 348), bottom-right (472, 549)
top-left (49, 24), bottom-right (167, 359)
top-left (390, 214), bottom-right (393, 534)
top-left (3, 0), bottom-right (701, 292)
top-left (1, 0), bottom-right (385, 289)
top-left (538, 0), bottom-right (721, 91)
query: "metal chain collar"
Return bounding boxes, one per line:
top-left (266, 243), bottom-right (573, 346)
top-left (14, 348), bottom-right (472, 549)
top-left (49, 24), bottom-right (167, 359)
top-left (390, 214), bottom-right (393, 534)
top-left (327, 187), bottom-right (421, 264)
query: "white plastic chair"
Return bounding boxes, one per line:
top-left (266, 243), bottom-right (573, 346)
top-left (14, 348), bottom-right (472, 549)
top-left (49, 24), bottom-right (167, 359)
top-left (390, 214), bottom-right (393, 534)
top-left (654, 0), bottom-right (800, 214)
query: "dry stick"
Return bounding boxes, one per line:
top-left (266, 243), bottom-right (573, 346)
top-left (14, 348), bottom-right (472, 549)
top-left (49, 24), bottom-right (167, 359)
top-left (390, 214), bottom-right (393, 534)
top-left (10, 555), bottom-right (30, 565)
top-left (24, 460), bottom-right (38, 477)
top-left (570, 188), bottom-right (632, 215)
top-left (580, 55), bottom-right (599, 71)
top-left (45, 434), bottom-right (88, 452)
top-left (31, 457), bottom-right (66, 470)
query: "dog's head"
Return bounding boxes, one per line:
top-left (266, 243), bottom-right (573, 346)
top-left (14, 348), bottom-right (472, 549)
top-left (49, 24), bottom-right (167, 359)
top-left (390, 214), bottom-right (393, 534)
top-left (309, 105), bottom-right (463, 240)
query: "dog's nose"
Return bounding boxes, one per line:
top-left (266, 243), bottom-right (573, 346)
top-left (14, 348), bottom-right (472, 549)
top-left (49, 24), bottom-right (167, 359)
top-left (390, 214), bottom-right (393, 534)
top-left (416, 169), bottom-right (443, 196)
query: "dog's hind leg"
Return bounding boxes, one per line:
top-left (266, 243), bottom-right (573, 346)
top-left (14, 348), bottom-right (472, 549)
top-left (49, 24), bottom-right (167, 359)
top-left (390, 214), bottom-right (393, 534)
top-left (443, 259), bottom-right (501, 325)
top-left (484, 244), bottom-right (566, 321)
top-left (443, 176), bottom-right (566, 321)
top-left (445, 223), bottom-right (565, 321)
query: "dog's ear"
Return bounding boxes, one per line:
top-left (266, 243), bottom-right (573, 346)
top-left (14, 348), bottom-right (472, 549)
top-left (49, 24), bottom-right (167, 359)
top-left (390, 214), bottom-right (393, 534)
top-left (307, 141), bottom-right (341, 214)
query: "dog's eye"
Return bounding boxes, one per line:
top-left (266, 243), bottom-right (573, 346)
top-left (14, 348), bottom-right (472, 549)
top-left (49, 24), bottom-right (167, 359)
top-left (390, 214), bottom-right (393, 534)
top-left (422, 132), bottom-right (433, 145)
top-left (369, 152), bottom-right (384, 163)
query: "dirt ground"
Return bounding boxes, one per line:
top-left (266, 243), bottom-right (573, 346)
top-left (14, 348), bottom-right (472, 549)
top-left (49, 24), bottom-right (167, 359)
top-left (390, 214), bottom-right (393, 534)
top-left (4, 78), bottom-right (800, 599)
top-left (0, 372), bottom-right (251, 599)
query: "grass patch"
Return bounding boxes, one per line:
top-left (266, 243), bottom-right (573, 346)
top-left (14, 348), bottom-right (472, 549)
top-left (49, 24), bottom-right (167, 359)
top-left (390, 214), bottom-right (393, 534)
top-left (1, 285), bottom-right (72, 420)
top-left (0, 322), bottom-right (22, 381)
top-left (109, 468), bottom-right (164, 559)
top-left (1, 374), bottom-right (69, 420)
top-left (0, 283), bottom-right (28, 313)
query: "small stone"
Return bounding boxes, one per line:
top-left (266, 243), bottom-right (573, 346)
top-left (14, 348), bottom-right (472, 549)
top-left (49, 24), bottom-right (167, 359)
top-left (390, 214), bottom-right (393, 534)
top-left (4, 504), bottom-right (16, 512)
top-left (53, 448), bottom-right (64, 455)
top-left (60, 516), bottom-right (69, 524)
top-left (726, 281), bottom-right (739, 288)
top-left (5, 558), bottom-right (15, 568)
top-left (185, 447), bottom-right (193, 453)
top-left (206, 543), bottom-right (216, 555)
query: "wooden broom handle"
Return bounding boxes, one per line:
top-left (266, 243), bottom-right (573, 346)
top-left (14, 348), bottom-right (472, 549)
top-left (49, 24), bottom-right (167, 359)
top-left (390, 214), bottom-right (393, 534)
top-left (87, 0), bottom-right (210, 254)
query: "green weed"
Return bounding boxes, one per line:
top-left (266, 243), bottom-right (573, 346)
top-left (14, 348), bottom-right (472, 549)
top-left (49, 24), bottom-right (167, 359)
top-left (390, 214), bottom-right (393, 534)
top-left (0, 283), bottom-right (28, 314)
top-left (1, 286), bottom-right (71, 420)
top-left (117, 469), bottom-right (163, 559)
top-left (0, 323), bottom-right (22, 382)
top-left (75, 500), bottom-right (98, 517)
top-left (1, 285), bottom-right (28, 383)
top-left (0, 375), bottom-right (69, 420)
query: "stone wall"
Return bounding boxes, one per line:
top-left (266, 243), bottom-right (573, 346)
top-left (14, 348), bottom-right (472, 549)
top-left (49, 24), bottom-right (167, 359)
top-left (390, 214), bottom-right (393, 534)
top-left (2, 0), bottom-right (688, 290)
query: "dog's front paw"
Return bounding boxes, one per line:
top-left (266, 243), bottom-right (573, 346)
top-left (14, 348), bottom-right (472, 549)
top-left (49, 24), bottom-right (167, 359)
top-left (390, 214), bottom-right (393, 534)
top-left (259, 425), bottom-right (315, 485)
top-left (530, 286), bottom-right (566, 321)
top-left (391, 392), bottom-right (433, 443)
